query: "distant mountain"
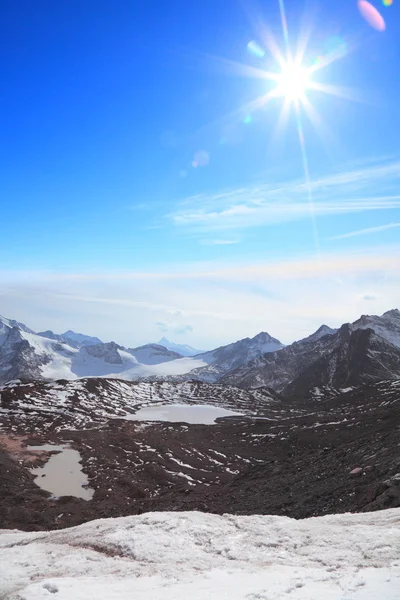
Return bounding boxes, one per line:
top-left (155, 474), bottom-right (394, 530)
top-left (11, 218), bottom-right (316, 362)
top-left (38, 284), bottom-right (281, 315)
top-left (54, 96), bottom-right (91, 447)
top-left (3, 318), bottom-right (35, 335)
top-left (0, 316), bottom-right (51, 383)
top-left (129, 343), bottom-right (182, 365)
top-left (158, 337), bottom-right (204, 357)
top-left (284, 326), bottom-right (400, 398)
top-left (38, 330), bottom-right (81, 349)
top-left (352, 309), bottom-right (400, 348)
top-left (220, 327), bottom-right (340, 391)
top-left (62, 330), bottom-right (103, 347)
top-left (2, 310), bottom-right (400, 393)
top-left (178, 332), bottom-right (285, 383)
top-left (297, 324), bottom-right (338, 344)
top-left (38, 329), bottom-right (102, 349)
top-left (221, 312), bottom-right (400, 395)
top-left (0, 316), bottom-right (206, 384)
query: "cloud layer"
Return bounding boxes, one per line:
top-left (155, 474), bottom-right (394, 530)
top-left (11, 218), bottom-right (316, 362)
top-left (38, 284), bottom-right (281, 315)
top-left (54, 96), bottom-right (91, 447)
top-left (168, 160), bottom-right (400, 234)
top-left (1, 246), bottom-right (399, 348)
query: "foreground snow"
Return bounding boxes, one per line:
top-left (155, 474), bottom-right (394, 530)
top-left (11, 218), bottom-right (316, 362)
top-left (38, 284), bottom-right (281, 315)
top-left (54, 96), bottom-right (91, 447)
top-left (1, 509), bottom-right (399, 599)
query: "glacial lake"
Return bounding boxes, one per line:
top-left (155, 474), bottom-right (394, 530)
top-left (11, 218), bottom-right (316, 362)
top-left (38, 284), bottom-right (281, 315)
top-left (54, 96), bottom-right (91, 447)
top-left (28, 444), bottom-right (94, 501)
top-left (124, 403), bottom-right (242, 425)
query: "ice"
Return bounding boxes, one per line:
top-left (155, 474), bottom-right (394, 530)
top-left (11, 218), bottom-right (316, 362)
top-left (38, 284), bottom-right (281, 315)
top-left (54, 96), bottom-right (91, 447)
top-left (123, 403), bottom-right (242, 424)
top-left (1, 509), bottom-right (399, 599)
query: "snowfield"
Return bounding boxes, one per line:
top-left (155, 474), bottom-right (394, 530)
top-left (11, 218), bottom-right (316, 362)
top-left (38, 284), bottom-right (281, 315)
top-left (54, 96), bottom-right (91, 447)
top-left (1, 509), bottom-right (399, 599)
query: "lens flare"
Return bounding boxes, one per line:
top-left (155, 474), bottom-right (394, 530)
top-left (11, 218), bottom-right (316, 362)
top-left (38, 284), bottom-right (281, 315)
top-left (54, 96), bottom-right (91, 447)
top-left (358, 0), bottom-right (386, 31)
top-left (247, 40), bottom-right (265, 58)
top-left (192, 150), bottom-right (210, 168)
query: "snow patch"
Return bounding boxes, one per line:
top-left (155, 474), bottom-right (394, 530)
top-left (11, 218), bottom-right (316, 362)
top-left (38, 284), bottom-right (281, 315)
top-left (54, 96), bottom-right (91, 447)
top-left (1, 509), bottom-right (399, 599)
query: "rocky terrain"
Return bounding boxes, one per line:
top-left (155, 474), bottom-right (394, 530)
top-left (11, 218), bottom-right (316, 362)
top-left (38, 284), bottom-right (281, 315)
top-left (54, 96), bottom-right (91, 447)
top-left (220, 310), bottom-right (400, 392)
top-left (0, 314), bottom-right (284, 384)
top-left (0, 309), bottom-right (399, 534)
top-left (2, 310), bottom-right (400, 392)
top-left (1, 376), bottom-right (399, 531)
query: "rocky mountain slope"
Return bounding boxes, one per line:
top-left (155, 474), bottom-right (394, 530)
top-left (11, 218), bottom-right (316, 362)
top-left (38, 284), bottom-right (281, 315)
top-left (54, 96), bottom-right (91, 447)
top-left (128, 343), bottom-right (182, 365)
top-left (352, 308), bottom-right (400, 347)
top-left (1, 310), bottom-right (400, 399)
top-left (221, 311), bottom-right (400, 394)
top-left (284, 327), bottom-right (400, 398)
top-left (296, 323), bottom-right (338, 343)
top-left (179, 331), bottom-right (285, 383)
top-left (0, 377), bottom-right (281, 432)
top-left (0, 315), bottom-right (207, 384)
top-left (149, 379), bottom-right (400, 519)
top-left (38, 330), bottom-right (103, 348)
top-left (0, 314), bottom-right (285, 385)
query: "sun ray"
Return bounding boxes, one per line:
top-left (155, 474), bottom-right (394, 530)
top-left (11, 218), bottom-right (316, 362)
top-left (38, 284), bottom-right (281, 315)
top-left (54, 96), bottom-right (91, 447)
top-left (275, 0), bottom-right (321, 260)
top-left (309, 81), bottom-right (374, 105)
top-left (300, 95), bottom-right (343, 161)
top-left (278, 0), bottom-right (292, 60)
top-left (260, 29), bottom-right (287, 70)
top-left (272, 98), bottom-right (292, 141)
top-left (293, 100), bottom-right (321, 256)
top-left (186, 0), bottom-right (360, 237)
top-left (195, 52), bottom-right (278, 82)
top-left (295, 25), bottom-right (313, 67)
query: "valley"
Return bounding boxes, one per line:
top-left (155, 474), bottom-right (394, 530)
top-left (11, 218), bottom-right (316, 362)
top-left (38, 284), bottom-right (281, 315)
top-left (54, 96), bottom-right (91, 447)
top-left (1, 310), bottom-right (399, 533)
top-left (1, 376), bottom-right (399, 531)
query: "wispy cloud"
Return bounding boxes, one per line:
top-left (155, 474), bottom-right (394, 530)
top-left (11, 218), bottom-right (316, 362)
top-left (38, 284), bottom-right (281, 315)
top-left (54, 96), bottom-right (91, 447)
top-left (168, 159), bottom-right (400, 232)
top-left (330, 222), bottom-right (400, 240)
top-left (1, 247), bottom-right (399, 347)
top-left (200, 239), bottom-right (240, 246)
top-left (2, 247), bottom-right (399, 283)
top-left (156, 321), bottom-right (193, 335)
top-left (363, 294), bottom-right (378, 301)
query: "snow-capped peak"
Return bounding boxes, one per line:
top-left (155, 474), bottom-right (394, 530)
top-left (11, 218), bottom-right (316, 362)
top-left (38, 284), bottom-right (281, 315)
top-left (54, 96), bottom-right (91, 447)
top-left (297, 324), bottom-right (338, 344)
top-left (128, 343), bottom-right (182, 365)
top-left (0, 314), bottom-right (35, 335)
top-left (61, 330), bottom-right (103, 346)
top-left (352, 309), bottom-right (400, 348)
top-left (252, 331), bottom-right (285, 349)
top-left (383, 308), bottom-right (400, 319)
top-left (157, 337), bottom-right (204, 357)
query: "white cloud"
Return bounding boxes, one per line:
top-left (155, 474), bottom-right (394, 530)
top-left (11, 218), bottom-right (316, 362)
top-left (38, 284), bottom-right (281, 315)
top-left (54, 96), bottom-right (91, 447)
top-left (156, 322), bottom-right (193, 335)
top-left (363, 294), bottom-right (378, 301)
top-left (167, 309), bottom-right (183, 316)
top-left (156, 321), bottom-right (193, 335)
top-left (330, 222), bottom-right (400, 240)
top-left (168, 159), bottom-right (400, 233)
top-left (0, 247), bottom-right (399, 348)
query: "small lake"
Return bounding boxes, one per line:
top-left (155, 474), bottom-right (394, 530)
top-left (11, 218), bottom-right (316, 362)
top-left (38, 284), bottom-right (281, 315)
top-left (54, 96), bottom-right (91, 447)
top-left (28, 444), bottom-right (94, 501)
top-left (124, 403), bottom-right (242, 425)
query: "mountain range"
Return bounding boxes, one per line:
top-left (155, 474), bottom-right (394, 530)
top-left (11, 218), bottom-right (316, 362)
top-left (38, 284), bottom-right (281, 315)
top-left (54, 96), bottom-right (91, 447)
top-left (1, 309), bottom-right (400, 536)
top-left (157, 337), bottom-right (203, 357)
top-left (0, 309), bottom-right (400, 397)
top-left (220, 309), bottom-right (400, 395)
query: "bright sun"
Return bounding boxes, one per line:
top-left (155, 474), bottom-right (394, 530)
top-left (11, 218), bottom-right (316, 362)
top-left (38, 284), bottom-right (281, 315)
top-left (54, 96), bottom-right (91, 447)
top-left (274, 61), bottom-right (312, 102)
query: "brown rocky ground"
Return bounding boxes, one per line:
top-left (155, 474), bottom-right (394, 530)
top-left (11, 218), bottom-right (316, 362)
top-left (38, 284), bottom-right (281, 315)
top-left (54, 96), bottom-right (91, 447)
top-left (0, 379), bottom-right (399, 531)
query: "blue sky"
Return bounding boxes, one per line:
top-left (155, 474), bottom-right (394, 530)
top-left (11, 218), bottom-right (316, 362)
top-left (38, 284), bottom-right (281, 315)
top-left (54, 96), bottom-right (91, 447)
top-left (1, 0), bottom-right (399, 346)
